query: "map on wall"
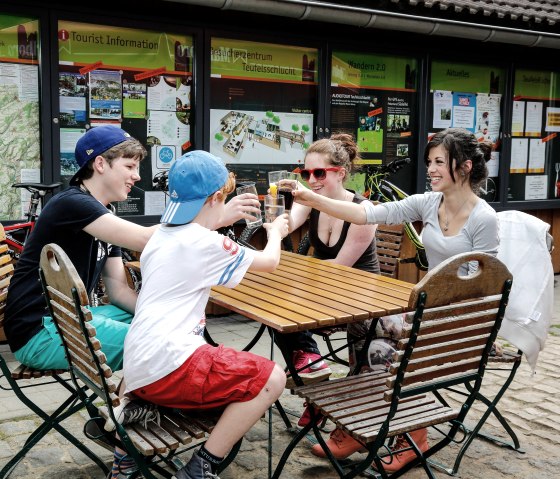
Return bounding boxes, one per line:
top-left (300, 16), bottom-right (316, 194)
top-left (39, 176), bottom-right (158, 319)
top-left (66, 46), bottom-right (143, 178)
top-left (210, 109), bottom-right (312, 164)
top-left (0, 17), bottom-right (41, 221)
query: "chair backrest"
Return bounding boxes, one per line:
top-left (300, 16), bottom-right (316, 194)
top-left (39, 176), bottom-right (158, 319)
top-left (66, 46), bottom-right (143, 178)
top-left (385, 252), bottom-right (513, 402)
top-left (0, 224), bottom-right (15, 344)
top-left (375, 224), bottom-right (405, 278)
top-left (39, 243), bottom-right (119, 406)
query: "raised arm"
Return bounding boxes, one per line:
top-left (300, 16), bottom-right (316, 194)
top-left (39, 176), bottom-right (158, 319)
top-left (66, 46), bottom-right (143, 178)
top-left (84, 214), bottom-right (159, 252)
top-left (292, 188), bottom-right (368, 225)
top-left (248, 214), bottom-right (289, 272)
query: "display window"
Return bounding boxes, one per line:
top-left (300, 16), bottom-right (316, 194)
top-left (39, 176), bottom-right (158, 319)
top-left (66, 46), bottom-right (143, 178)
top-left (57, 20), bottom-right (194, 216)
top-left (429, 60), bottom-right (506, 202)
top-left (209, 37), bottom-right (318, 196)
top-left (0, 14), bottom-right (40, 220)
top-left (509, 68), bottom-right (560, 201)
top-left (329, 50), bottom-right (418, 195)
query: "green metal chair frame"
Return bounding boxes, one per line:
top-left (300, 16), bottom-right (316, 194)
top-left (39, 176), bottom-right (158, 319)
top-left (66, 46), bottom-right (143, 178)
top-left (0, 224), bottom-right (109, 478)
top-left (271, 252), bottom-right (513, 479)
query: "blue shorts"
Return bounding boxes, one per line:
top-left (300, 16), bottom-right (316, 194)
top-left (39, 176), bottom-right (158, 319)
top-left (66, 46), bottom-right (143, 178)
top-left (14, 305), bottom-right (133, 371)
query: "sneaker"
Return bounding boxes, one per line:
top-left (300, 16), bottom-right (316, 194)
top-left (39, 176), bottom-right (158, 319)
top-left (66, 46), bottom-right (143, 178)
top-left (374, 428), bottom-right (429, 473)
top-left (173, 453), bottom-right (220, 479)
top-left (285, 350), bottom-right (332, 389)
top-left (297, 402), bottom-right (324, 428)
top-left (311, 428), bottom-right (366, 459)
top-left (99, 396), bottom-right (161, 432)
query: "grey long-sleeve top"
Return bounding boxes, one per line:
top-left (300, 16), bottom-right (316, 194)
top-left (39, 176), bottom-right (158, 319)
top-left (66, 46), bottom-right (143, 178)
top-left (362, 192), bottom-right (499, 276)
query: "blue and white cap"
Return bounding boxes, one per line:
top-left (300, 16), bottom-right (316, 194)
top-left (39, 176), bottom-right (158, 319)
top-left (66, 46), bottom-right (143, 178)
top-left (160, 151), bottom-right (228, 225)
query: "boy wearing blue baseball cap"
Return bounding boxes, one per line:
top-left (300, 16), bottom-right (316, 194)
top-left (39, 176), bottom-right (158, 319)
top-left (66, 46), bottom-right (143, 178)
top-left (5, 125), bottom-right (158, 376)
top-left (123, 151), bottom-right (289, 479)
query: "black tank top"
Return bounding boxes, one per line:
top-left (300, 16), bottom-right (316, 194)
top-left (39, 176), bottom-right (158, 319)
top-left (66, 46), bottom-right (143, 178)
top-left (309, 193), bottom-right (380, 273)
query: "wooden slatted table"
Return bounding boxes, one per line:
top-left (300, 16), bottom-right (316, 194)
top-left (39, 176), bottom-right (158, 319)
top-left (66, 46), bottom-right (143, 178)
top-left (210, 250), bottom-right (414, 333)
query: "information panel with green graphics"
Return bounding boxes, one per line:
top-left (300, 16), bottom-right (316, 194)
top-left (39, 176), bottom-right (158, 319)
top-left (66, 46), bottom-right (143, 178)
top-left (428, 60), bottom-right (506, 202)
top-left (513, 69), bottom-right (560, 100)
top-left (508, 68), bottom-right (560, 202)
top-left (211, 38), bottom-right (318, 84)
top-left (209, 38), bottom-right (318, 197)
top-left (0, 14), bottom-right (41, 221)
top-left (58, 21), bottom-right (194, 217)
top-left (430, 61), bottom-right (504, 94)
top-left (330, 50), bottom-right (418, 196)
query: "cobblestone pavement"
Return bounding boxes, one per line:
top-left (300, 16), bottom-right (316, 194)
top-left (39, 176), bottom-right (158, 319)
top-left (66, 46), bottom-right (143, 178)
top-left (1, 277), bottom-right (559, 479)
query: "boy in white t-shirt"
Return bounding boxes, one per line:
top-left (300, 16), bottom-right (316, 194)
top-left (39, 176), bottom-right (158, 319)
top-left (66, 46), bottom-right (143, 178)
top-left (123, 150), bottom-right (288, 479)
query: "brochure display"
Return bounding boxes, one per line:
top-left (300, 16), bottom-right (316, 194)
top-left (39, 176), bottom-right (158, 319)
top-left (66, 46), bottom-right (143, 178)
top-left (509, 69), bottom-right (560, 201)
top-left (429, 61), bottom-right (504, 202)
top-left (209, 37), bottom-right (318, 195)
top-left (0, 15), bottom-right (41, 221)
top-left (58, 20), bottom-right (193, 216)
top-left (329, 50), bottom-right (418, 195)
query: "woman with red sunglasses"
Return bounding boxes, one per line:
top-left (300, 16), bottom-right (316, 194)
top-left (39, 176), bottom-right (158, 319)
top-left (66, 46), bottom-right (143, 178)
top-left (281, 133), bottom-right (381, 427)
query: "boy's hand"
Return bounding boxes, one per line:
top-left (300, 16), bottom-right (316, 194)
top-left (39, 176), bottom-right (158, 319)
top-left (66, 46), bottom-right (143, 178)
top-left (222, 193), bottom-right (261, 226)
top-left (263, 213), bottom-right (289, 239)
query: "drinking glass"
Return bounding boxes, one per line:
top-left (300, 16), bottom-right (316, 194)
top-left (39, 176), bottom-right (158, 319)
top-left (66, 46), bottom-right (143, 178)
top-left (264, 194), bottom-right (285, 223)
top-left (236, 183), bottom-right (263, 227)
top-left (268, 170), bottom-right (286, 189)
top-left (277, 172), bottom-right (298, 212)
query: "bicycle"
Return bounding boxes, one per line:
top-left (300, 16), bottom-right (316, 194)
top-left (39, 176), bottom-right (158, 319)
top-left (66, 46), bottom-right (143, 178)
top-left (3, 182), bottom-right (62, 260)
top-left (363, 158), bottom-right (429, 271)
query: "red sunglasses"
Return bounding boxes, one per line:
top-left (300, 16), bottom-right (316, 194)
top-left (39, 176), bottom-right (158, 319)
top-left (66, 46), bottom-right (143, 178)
top-left (300, 167), bottom-right (342, 181)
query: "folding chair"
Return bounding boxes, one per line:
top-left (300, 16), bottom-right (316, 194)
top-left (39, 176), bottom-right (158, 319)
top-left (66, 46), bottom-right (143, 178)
top-left (272, 251), bottom-right (513, 479)
top-left (39, 243), bottom-right (241, 478)
top-left (0, 224), bottom-right (110, 478)
top-left (430, 211), bottom-right (554, 475)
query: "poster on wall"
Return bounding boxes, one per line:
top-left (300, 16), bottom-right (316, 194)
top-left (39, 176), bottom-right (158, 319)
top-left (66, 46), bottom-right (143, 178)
top-left (58, 20), bottom-right (194, 216)
top-left (508, 69), bottom-right (560, 201)
top-left (429, 61), bottom-right (505, 202)
top-left (209, 38), bottom-right (317, 195)
top-left (0, 16), bottom-right (41, 221)
top-left (329, 50), bottom-right (418, 195)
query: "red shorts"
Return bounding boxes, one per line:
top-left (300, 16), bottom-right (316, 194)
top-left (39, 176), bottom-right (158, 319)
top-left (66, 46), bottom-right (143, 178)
top-left (132, 344), bottom-right (276, 410)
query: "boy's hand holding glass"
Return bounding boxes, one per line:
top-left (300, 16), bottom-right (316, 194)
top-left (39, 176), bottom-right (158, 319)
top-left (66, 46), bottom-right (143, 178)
top-left (262, 211), bottom-right (289, 239)
top-left (235, 183), bottom-right (262, 227)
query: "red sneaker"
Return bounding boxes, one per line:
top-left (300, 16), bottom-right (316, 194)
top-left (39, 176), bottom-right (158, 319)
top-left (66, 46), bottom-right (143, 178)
top-left (286, 350), bottom-right (332, 389)
top-left (311, 428), bottom-right (366, 459)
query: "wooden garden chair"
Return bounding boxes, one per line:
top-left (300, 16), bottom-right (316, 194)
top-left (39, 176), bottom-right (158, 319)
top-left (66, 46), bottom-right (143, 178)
top-left (39, 243), bottom-right (240, 478)
top-left (0, 224), bottom-right (110, 478)
top-left (272, 251), bottom-right (513, 479)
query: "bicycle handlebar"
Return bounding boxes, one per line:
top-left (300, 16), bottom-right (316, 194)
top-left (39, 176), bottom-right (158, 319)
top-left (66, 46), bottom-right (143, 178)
top-left (364, 157), bottom-right (411, 177)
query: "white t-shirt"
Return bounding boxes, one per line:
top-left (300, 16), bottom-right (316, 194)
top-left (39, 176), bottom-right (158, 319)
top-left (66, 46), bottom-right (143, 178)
top-left (363, 192), bottom-right (499, 275)
top-left (123, 223), bottom-right (255, 393)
